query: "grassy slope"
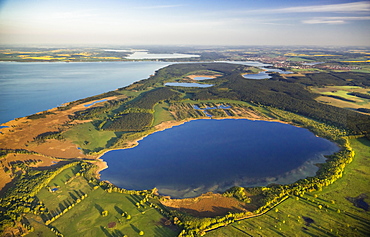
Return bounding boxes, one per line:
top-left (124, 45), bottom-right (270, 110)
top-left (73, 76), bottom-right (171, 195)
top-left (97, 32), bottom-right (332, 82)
top-left (63, 122), bottom-right (117, 153)
top-left (207, 137), bottom-right (370, 237)
top-left (153, 102), bottom-right (175, 126)
top-left (51, 189), bottom-right (177, 237)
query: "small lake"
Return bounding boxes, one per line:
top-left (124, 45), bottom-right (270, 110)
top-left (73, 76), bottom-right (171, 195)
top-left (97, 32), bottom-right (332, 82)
top-left (100, 119), bottom-right (339, 198)
top-left (243, 67), bottom-right (292, 79)
top-left (164, 82), bottom-right (213, 88)
top-left (193, 76), bottom-right (213, 80)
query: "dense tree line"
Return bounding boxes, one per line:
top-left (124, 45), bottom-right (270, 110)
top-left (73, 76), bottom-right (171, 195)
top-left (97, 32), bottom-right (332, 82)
top-left (26, 111), bottom-right (55, 120)
top-left (322, 94), bottom-right (357, 103)
top-left (128, 87), bottom-right (180, 109)
top-left (103, 113), bottom-right (153, 131)
top-left (349, 92), bottom-right (370, 100)
top-left (0, 149), bottom-right (38, 158)
top-left (33, 131), bottom-right (64, 144)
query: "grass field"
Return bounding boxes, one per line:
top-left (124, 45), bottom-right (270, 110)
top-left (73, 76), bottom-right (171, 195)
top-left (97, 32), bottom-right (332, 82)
top-left (153, 102), bottom-right (175, 126)
top-left (36, 165), bottom-right (92, 215)
top-left (50, 190), bottom-right (178, 237)
top-left (26, 164), bottom-right (180, 237)
top-left (206, 137), bottom-right (370, 236)
top-left (63, 122), bottom-right (117, 153)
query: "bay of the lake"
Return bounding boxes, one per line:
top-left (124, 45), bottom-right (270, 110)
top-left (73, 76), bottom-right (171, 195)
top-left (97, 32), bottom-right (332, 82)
top-left (0, 61), bottom-right (170, 124)
top-left (100, 119), bottom-right (339, 198)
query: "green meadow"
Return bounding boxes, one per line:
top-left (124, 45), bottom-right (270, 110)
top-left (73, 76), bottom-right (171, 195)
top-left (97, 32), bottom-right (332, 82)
top-left (25, 163), bottom-right (180, 237)
top-left (63, 122), bottom-right (118, 153)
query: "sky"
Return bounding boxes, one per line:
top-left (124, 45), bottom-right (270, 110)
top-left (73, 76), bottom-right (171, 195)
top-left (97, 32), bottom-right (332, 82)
top-left (0, 0), bottom-right (369, 46)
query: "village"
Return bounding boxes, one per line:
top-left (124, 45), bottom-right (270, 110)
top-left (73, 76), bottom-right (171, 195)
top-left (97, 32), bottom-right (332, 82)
top-left (246, 56), bottom-right (362, 70)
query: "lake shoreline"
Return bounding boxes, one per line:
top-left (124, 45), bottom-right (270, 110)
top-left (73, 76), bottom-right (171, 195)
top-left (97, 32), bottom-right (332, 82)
top-left (94, 113), bottom-right (293, 188)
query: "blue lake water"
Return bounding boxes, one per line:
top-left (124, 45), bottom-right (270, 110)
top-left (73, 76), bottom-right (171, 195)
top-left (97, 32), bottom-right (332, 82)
top-left (100, 119), bottom-right (339, 198)
top-left (164, 82), bottom-right (213, 88)
top-left (243, 71), bottom-right (272, 79)
top-left (125, 51), bottom-right (200, 59)
top-left (243, 67), bottom-right (292, 79)
top-left (193, 76), bottom-right (213, 80)
top-left (0, 61), bottom-right (171, 124)
top-left (84, 99), bottom-right (108, 107)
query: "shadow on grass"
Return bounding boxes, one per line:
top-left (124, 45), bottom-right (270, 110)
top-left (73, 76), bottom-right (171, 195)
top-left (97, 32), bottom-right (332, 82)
top-left (114, 205), bottom-right (124, 215)
top-left (100, 226), bottom-right (113, 237)
top-left (130, 223), bottom-right (140, 234)
top-left (95, 203), bottom-right (104, 213)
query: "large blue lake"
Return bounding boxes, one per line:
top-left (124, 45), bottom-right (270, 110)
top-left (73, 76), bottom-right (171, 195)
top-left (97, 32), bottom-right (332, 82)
top-left (100, 119), bottom-right (339, 198)
top-left (0, 61), bottom-right (170, 124)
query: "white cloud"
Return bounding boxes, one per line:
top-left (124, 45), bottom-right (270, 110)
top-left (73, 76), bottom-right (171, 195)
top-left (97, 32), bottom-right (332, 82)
top-left (303, 19), bottom-right (345, 24)
top-left (133, 4), bottom-right (184, 10)
top-left (303, 16), bottom-right (370, 24)
top-left (272, 1), bottom-right (370, 13)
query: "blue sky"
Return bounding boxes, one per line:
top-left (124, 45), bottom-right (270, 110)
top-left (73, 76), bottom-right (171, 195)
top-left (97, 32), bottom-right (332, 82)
top-left (0, 0), bottom-right (369, 46)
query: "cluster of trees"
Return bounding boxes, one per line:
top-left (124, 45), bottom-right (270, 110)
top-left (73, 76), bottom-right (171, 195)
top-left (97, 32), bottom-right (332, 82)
top-left (322, 94), bottom-right (356, 103)
top-left (33, 131), bottom-right (64, 144)
top-left (128, 87), bottom-right (180, 110)
top-left (26, 111), bottom-right (55, 120)
top-left (103, 113), bottom-right (153, 131)
top-left (0, 149), bottom-right (38, 158)
top-left (349, 92), bottom-right (370, 100)
top-left (69, 97), bottom-right (130, 121)
top-left (357, 108), bottom-right (370, 114)
top-left (98, 180), bottom-right (157, 197)
top-left (99, 88), bottom-right (179, 132)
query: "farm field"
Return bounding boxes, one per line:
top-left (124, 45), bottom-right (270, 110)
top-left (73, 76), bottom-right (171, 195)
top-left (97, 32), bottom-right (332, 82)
top-left (312, 86), bottom-right (370, 113)
top-left (25, 164), bottom-right (180, 237)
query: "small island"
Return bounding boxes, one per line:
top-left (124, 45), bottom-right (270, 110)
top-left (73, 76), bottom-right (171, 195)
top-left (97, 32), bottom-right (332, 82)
top-left (0, 61), bottom-right (369, 237)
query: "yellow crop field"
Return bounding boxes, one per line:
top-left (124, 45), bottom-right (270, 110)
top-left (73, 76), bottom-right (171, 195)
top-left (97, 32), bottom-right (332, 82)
top-left (22, 56), bottom-right (59, 60)
top-left (91, 56), bottom-right (121, 59)
top-left (313, 54), bottom-right (340, 57)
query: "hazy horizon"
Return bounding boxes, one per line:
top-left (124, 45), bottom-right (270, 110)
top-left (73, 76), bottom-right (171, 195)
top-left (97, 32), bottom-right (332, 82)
top-left (0, 0), bottom-right (369, 46)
